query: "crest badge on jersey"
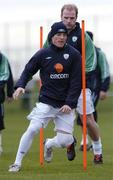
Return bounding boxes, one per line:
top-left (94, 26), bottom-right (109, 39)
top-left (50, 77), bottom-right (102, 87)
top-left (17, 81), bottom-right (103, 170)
top-left (72, 36), bottom-right (77, 42)
top-left (63, 54), bottom-right (69, 60)
top-left (54, 63), bottom-right (64, 73)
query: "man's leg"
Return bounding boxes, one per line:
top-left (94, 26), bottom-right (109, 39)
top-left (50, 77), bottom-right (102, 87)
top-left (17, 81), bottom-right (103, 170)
top-left (8, 120), bottom-right (42, 172)
top-left (44, 109), bottom-right (76, 162)
top-left (44, 132), bottom-right (75, 162)
top-left (0, 104), bottom-right (4, 155)
top-left (8, 102), bottom-right (52, 172)
top-left (0, 131), bottom-right (3, 155)
top-left (76, 115), bottom-right (91, 151)
top-left (76, 89), bottom-right (103, 164)
top-left (80, 113), bottom-right (103, 164)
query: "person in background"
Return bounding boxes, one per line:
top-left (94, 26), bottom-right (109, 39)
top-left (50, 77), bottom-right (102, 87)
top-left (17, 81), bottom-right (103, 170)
top-left (8, 22), bottom-right (82, 172)
top-left (0, 52), bottom-right (14, 155)
top-left (77, 31), bottom-right (110, 151)
top-left (44, 4), bottom-right (103, 164)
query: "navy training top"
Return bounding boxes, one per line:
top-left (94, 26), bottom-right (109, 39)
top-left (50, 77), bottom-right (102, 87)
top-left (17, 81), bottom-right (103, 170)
top-left (15, 43), bottom-right (82, 109)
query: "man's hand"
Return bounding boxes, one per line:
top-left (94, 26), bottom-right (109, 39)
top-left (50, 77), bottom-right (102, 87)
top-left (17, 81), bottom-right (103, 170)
top-left (6, 97), bottom-right (13, 103)
top-left (99, 91), bottom-right (107, 100)
top-left (13, 87), bottom-right (25, 100)
top-left (59, 105), bottom-right (72, 113)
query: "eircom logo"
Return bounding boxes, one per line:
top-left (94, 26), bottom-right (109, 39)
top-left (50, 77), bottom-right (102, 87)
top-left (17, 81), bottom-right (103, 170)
top-left (50, 73), bottom-right (69, 79)
top-left (50, 63), bottom-right (69, 79)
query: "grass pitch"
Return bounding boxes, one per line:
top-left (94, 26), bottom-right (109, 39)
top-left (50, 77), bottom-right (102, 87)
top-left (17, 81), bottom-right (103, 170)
top-left (0, 85), bottom-right (113, 180)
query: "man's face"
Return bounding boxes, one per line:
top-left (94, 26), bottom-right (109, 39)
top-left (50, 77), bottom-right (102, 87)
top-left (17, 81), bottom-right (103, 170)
top-left (61, 9), bottom-right (77, 31)
top-left (52, 33), bottom-right (67, 48)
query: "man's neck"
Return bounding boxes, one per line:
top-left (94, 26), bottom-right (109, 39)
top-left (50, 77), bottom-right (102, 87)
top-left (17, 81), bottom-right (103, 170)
top-left (68, 24), bottom-right (76, 34)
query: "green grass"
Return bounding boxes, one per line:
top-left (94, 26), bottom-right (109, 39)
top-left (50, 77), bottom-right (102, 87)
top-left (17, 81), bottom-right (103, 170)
top-left (0, 84), bottom-right (113, 180)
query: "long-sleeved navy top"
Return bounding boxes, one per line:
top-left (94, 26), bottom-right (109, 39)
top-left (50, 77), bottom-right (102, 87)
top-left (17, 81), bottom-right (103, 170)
top-left (16, 44), bottom-right (82, 109)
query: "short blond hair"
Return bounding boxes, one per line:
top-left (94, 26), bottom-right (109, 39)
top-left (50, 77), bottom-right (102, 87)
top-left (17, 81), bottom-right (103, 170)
top-left (61, 4), bottom-right (78, 18)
